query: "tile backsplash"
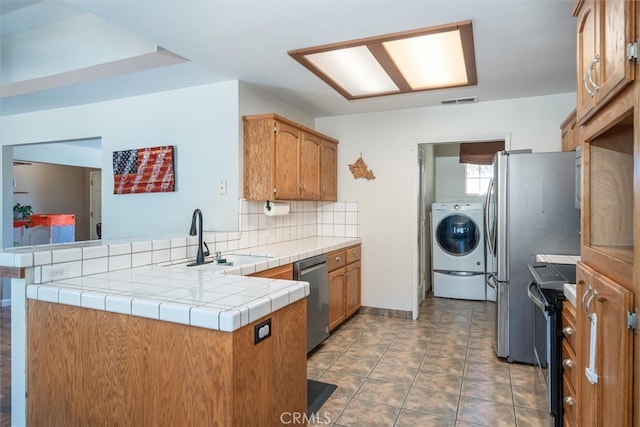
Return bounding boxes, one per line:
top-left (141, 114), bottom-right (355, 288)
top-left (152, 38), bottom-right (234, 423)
top-left (238, 200), bottom-right (359, 246)
top-left (6, 199), bottom-right (359, 285)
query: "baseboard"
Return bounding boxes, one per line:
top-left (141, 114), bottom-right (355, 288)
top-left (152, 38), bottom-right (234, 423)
top-left (1, 299), bottom-right (11, 307)
top-left (358, 306), bottom-right (412, 319)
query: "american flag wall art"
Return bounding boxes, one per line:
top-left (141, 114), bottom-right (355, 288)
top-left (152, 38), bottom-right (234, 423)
top-left (112, 145), bottom-right (175, 194)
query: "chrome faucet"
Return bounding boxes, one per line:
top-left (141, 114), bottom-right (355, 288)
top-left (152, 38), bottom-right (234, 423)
top-left (188, 208), bottom-right (212, 266)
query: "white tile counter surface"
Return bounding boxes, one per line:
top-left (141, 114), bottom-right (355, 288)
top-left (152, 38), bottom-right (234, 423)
top-left (16, 236), bottom-right (361, 332)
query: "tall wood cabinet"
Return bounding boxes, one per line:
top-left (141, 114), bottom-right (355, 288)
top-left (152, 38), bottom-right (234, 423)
top-left (243, 114), bottom-right (338, 202)
top-left (569, 1), bottom-right (640, 425)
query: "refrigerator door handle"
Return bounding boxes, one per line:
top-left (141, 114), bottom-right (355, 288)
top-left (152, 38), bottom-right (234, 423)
top-left (484, 178), bottom-right (495, 257)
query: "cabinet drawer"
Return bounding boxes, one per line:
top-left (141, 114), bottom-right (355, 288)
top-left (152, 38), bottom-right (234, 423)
top-left (250, 264), bottom-right (293, 280)
top-left (327, 249), bottom-right (346, 271)
top-left (562, 375), bottom-right (577, 427)
top-left (561, 339), bottom-right (578, 391)
top-left (346, 245), bottom-right (361, 264)
top-left (561, 308), bottom-right (577, 351)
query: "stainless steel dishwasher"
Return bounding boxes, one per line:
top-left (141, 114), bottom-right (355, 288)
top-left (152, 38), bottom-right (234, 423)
top-left (294, 254), bottom-right (329, 353)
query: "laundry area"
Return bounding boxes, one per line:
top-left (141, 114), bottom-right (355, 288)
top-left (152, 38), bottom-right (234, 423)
top-left (423, 141), bottom-right (502, 303)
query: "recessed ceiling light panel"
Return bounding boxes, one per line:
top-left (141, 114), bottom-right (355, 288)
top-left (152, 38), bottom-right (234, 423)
top-left (305, 46), bottom-right (399, 97)
top-left (383, 30), bottom-right (468, 89)
top-left (289, 21), bottom-right (477, 100)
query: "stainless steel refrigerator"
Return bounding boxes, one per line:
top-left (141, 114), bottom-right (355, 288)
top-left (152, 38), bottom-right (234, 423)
top-left (485, 151), bottom-right (580, 364)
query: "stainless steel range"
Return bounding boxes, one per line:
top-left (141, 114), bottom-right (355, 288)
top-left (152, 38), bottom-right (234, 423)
top-left (527, 262), bottom-right (576, 427)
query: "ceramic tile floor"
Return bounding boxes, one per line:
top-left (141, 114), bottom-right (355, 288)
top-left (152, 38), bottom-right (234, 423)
top-left (307, 295), bottom-right (551, 427)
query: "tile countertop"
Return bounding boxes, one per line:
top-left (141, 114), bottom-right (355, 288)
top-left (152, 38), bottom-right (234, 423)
top-left (535, 254), bottom-right (581, 264)
top-left (22, 236), bottom-right (361, 332)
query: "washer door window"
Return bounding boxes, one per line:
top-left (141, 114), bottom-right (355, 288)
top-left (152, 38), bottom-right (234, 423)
top-left (436, 214), bottom-right (480, 256)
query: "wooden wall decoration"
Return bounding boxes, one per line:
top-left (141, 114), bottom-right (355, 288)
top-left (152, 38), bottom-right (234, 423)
top-left (348, 154), bottom-right (376, 180)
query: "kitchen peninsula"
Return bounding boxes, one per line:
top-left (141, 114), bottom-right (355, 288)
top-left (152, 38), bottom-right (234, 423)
top-left (1, 234), bottom-right (361, 426)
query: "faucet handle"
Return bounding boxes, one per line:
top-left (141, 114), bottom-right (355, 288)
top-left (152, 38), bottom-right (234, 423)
top-left (202, 242), bottom-right (211, 258)
top-left (215, 251), bottom-right (222, 260)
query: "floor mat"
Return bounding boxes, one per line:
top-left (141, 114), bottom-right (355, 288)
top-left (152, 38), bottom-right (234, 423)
top-left (307, 379), bottom-right (337, 415)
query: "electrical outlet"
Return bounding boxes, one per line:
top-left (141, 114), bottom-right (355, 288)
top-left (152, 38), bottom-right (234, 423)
top-left (254, 318), bottom-right (272, 344)
top-left (42, 264), bottom-right (68, 282)
top-left (218, 180), bottom-right (227, 195)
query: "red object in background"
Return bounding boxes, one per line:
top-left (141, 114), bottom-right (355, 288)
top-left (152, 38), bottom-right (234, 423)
top-left (13, 214), bottom-right (76, 245)
top-left (17, 214), bottom-right (76, 227)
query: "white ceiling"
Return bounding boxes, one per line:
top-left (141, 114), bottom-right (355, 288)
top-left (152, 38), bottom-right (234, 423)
top-left (0, 0), bottom-right (578, 118)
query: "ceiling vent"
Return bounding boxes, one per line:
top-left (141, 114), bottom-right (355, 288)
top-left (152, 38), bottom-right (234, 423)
top-left (440, 96), bottom-right (478, 105)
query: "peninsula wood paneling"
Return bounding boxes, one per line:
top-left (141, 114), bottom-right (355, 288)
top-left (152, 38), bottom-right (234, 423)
top-left (27, 299), bottom-right (306, 426)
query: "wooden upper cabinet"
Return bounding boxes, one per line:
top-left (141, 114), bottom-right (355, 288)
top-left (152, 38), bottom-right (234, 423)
top-left (243, 113), bottom-right (339, 201)
top-left (300, 132), bottom-right (321, 200)
top-left (274, 121), bottom-right (302, 200)
top-left (320, 140), bottom-right (338, 201)
top-left (561, 109), bottom-right (578, 152)
top-left (574, 0), bottom-right (636, 124)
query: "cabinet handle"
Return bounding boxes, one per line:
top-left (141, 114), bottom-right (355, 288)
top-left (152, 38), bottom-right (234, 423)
top-left (587, 55), bottom-right (600, 94)
top-left (563, 395), bottom-right (575, 406)
top-left (562, 358), bottom-right (574, 369)
top-left (335, 256), bottom-right (341, 262)
top-left (562, 326), bottom-right (574, 337)
top-left (583, 54), bottom-right (600, 98)
top-left (273, 187), bottom-right (277, 194)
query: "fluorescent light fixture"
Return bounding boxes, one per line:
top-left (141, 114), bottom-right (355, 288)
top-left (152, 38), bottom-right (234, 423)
top-left (305, 46), bottom-right (399, 97)
top-left (289, 21), bottom-right (477, 100)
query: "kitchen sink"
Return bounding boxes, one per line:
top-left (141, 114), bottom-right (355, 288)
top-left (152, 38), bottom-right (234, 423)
top-left (160, 253), bottom-right (274, 270)
top-left (214, 254), bottom-right (274, 266)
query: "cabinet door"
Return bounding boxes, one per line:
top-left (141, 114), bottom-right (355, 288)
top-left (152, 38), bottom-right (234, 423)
top-left (575, 0), bottom-right (636, 123)
top-left (273, 121), bottom-right (301, 200)
top-left (300, 132), bottom-right (321, 200)
top-left (576, 0), bottom-right (598, 121)
top-left (576, 262), bottom-right (596, 427)
top-left (561, 109), bottom-right (578, 152)
top-left (328, 268), bottom-right (346, 331)
top-left (320, 141), bottom-right (338, 201)
top-left (594, 0), bottom-right (636, 113)
top-left (345, 260), bottom-right (361, 317)
top-left (576, 262), bottom-right (633, 427)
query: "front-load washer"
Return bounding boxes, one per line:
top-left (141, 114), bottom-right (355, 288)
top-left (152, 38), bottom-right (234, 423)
top-left (431, 202), bottom-right (486, 300)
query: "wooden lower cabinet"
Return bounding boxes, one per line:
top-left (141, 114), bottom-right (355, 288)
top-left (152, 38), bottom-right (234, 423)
top-left (575, 261), bottom-right (633, 427)
top-left (561, 302), bottom-right (578, 427)
top-left (27, 298), bottom-right (307, 426)
top-left (345, 260), bottom-right (361, 318)
top-left (250, 263), bottom-right (293, 280)
top-left (328, 268), bottom-right (346, 330)
top-left (328, 244), bottom-right (361, 331)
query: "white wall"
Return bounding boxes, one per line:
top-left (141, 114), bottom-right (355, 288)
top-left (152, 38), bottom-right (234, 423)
top-left (316, 93), bottom-right (575, 314)
top-left (1, 81), bottom-right (241, 240)
top-left (435, 156), bottom-right (486, 203)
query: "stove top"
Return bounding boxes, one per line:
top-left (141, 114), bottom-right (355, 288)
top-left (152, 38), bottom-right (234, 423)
top-left (528, 262), bottom-right (577, 292)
